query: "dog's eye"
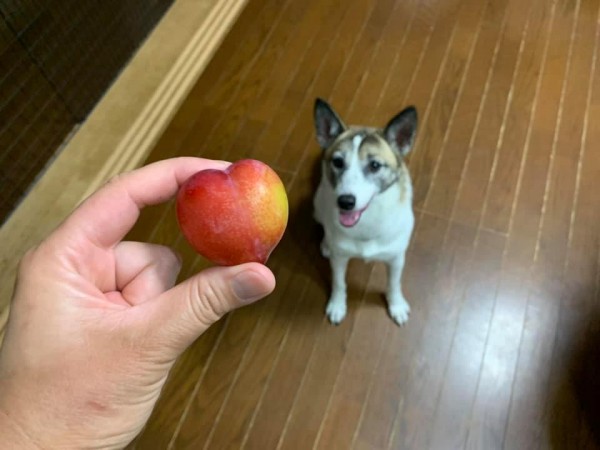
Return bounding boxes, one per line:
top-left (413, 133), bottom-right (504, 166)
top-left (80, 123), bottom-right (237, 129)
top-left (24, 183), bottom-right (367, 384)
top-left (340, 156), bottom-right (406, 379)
top-left (369, 160), bottom-right (382, 173)
top-left (331, 156), bottom-right (345, 169)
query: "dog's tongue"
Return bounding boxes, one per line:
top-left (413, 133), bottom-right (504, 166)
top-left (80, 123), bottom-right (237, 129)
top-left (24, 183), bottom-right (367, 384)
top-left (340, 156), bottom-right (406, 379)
top-left (340, 210), bottom-right (362, 227)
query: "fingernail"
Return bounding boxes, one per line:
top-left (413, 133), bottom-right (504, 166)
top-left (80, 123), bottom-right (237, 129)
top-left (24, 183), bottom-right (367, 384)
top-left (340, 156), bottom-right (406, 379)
top-left (232, 270), bottom-right (272, 303)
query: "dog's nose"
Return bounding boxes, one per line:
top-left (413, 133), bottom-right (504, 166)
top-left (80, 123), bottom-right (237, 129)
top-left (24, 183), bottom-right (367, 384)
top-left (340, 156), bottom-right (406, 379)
top-left (337, 195), bottom-right (356, 211)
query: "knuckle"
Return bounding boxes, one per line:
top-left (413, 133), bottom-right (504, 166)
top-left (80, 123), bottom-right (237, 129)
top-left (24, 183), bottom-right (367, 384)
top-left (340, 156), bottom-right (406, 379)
top-left (109, 168), bottom-right (136, 184)
top-left (187, 276), bottom-right (228, 327)
top-left (18, 245), bottom-right (41, 273)
top-left (21, 247), bottom-right (37, 265)
top-left (156, 245), bottom-right (182, 270)
top-left (105, 172), bottom-right (125, 187)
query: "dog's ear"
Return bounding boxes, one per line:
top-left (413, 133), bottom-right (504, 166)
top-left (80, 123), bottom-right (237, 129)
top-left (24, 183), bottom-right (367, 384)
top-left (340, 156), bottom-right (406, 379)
top-left (383, 106), bottom-right (418, 156)
top-left (314, 98), bottom-right (346, 149)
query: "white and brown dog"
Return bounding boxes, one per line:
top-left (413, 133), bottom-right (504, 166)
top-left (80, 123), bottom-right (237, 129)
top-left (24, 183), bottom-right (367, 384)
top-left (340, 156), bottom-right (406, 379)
top-left (312, 98), bottom-right (418, 325)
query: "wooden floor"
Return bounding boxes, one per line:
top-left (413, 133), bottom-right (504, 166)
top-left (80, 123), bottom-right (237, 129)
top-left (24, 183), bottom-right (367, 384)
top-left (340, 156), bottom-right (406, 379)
top-left (126, 0), bottom-right (600, 448)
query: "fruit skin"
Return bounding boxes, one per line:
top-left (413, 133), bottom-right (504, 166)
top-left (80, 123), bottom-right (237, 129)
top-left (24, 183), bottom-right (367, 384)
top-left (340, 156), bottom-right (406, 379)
top-left (176, 159), bottom-right (289, 266)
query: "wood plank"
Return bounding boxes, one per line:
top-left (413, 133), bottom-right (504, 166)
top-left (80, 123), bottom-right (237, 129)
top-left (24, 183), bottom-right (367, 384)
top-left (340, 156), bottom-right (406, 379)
top-left (461, 8), bottom-right (555, 450)
top-left (276, 259), bottom-right (375, 449)
top-left (274, 0), bottom-right (403, 172)
top-left (240, 277), bottom-right (330, 450)
top-left (344, 0), bottom-right (420, 124)
top-left (388, 221), bottom-right (477, 449)
top-left (423, 0), bottom-right (512, 218)
top-left (313, 268), bottom-right (400, 450)
top-left (542, 0), bottom-right (600, 447)
top-left (200, 262), bottom-right (309, 448)
top-left (164, 0), bottom-right (290, 163)
top-left (351, 214), bottom-right (445, 450)
top-left (501, 0), bottom-right (580, 447)
top-left (451, 0), bottom-right (537, 229)
top-left (252, 0), bottom-right (382, 170)
top-left (427, 230), bottom-right (505, 450)
top-left (408, 0), bottom-right (490, 208)
top-left (198, 0), bottom-right (316, 162)
top-left (247, 0), bottom-right (349, 124)
top-left (201, 0), bottom-right (290, 110)
top-left (478, 0), bottom-right (566, 233)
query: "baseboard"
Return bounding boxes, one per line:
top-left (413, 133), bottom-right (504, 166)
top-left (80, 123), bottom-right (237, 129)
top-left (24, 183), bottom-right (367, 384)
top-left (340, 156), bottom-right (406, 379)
top-left (0, 0), bottom-right (248, 341)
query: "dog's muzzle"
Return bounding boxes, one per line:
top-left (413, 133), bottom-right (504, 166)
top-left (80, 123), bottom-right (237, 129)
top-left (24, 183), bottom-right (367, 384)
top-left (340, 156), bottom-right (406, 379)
top-left (337, 195), bottom-right (372, 228)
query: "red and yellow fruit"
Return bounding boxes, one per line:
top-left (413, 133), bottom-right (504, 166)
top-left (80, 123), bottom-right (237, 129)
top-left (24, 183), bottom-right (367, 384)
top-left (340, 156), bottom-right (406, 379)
top-left (176, 159), bottom-right (288, 266)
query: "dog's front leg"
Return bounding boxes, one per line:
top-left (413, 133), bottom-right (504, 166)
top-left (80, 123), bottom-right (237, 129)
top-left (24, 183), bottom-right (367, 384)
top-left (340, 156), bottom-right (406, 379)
top-left (387, 254), bottom-right (410, 325)
top-left (326, 255), bottom-right (349, 325)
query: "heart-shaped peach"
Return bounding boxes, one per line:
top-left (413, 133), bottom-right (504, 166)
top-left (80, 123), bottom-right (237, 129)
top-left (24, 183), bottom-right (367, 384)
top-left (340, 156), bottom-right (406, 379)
top-left (176, 159), bottom-right (288, 266)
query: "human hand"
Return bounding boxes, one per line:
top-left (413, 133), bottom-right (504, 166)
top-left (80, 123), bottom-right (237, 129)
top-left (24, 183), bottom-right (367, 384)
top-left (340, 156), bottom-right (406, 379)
top-left (0, 157), bottom-right (275, 449)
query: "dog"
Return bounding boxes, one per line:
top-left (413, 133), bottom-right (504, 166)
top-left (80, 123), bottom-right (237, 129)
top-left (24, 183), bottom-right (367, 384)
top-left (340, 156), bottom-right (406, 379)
top-left (312, 98), bottom-right (418, 325)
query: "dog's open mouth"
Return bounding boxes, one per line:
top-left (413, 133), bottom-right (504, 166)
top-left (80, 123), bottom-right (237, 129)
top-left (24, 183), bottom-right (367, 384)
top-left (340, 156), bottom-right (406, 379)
top-left (339, 210), bottom-right (362, 227)
top-left (339, 204), bottom-right (369, 228)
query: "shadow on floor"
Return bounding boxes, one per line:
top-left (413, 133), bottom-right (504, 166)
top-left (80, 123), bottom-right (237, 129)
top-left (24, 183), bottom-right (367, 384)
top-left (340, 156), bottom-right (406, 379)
top-left (281, 154), bottom-right (330, 286)
top-left (550, 302), bottom-right (600, 449)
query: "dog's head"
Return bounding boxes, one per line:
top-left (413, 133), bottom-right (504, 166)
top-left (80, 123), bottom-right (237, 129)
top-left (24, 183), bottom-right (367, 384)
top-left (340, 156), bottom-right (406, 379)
top-left (313, 98), bottom-right (418, 227)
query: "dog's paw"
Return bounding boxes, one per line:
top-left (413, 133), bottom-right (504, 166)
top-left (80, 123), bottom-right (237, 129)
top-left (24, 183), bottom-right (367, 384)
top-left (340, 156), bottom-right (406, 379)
top-left (388, 298), bottom-right (410, 326)
top-left (326, 299), bottom-right (347, 325)
top-left (320, 240), bottom-right (331, 258)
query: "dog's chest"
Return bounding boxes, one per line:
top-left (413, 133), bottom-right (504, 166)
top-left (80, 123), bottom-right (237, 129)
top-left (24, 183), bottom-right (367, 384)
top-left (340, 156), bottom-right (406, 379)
top-left (333, 205), bottom-right (413, 260)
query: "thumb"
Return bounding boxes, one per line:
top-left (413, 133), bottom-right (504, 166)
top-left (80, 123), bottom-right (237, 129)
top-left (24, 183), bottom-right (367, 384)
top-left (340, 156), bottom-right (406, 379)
top-left (144, 263), bottom-right (275, 356)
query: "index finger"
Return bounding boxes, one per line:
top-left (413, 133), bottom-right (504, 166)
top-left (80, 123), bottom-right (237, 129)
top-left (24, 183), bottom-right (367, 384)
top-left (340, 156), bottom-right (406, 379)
top-left (56, 157), bottom-right (230, 248)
